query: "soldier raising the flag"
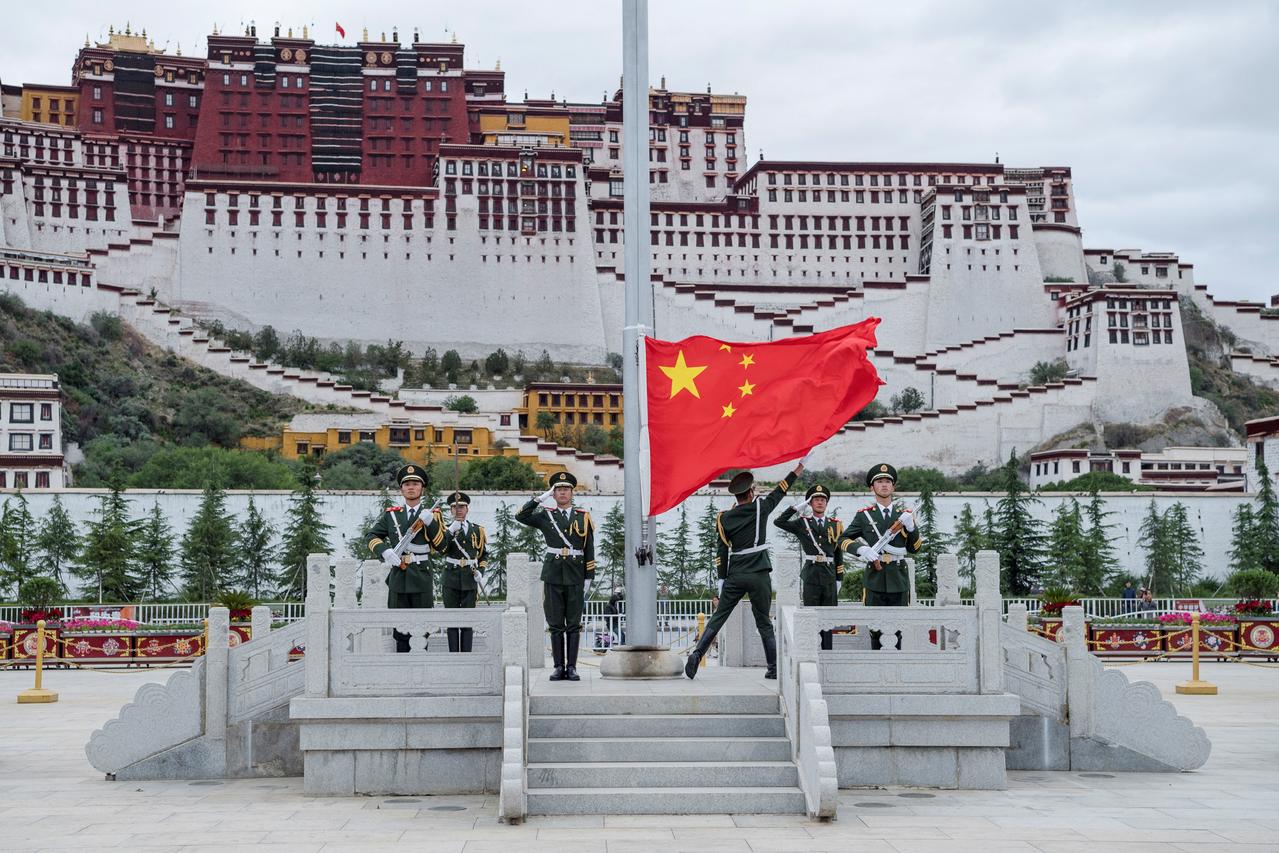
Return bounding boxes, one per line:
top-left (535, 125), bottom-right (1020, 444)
top-left (441, 491), bottom-right (487, 653)
top-left (364, 464), bottom-right (449, 653)
top-left (774, 482), bottom-right (844, 650)
top-left (516, 471), bottom-right (595, 682)
top-left (684, 455), bottom-right (809, 680)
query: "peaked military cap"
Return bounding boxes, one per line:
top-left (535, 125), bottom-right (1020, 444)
top-left (548, 471), bottom-right (577, 489)
top-left (447, 491), bottom-right (471, 505)
top-left (727, 471), bottom-right (755, 495)
top-left (805, 483), bottom-right (831, 500)
top-left (866, 463), bottom-right (898, 487)
top-left (396, 464), bottom-right (426, 486)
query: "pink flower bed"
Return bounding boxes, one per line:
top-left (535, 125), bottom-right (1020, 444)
top-left (1157, 611), bottom-right (1236, 627)
top-left (60, 617), bottom-right (142, 632)
top-left (0, 620), bottom-right (12, 632)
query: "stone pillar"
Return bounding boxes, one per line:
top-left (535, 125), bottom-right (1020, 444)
top-left (502, 607), bottom-right (529, 670)
top-left (791, 606), bottom-right (819, 666)
top-left (505, 554), bottom-right (544, 670)
top-left (249, 605), bottom-right (272, 640)
top-left (1061, 605), bottom-right (1094, 739)
top-left (304, 554), bottom-right (331, 699)
top-left (974, 549), bottom-right (1004, 694)
top-left (906, 557), bottom-right (917, 605)
top-left (205, 606), bottom-right (230, 742)
top-left (935, 553), bottom-right (962, 606)
top-left (775, 557), bottom-right (801, 609)
top-left (1006, 602), bottom-right (1028, 634)
top-left (360, 559), bottom-right (383, 606)
top-left (333, 558), bottom-right (358, 609)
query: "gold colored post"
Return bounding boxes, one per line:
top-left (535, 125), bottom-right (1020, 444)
top-left (697, 612), bottom-right (707, 668)
top-left (1176, 612), bottom-right (1218, 695)
top-left (17, 620), bottom-right (59, 704)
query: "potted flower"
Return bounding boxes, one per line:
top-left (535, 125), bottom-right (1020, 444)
top-left (1234, 599), bottom-right (1279, 657)
top-left (1088, 614), bottom-right (1165, 656)
top-left (60, 616), bottom-right (140, 661)
top-left (1160, 611), bottom-right (1238, 656)
top-left (134, 621), bottom-right (207, 661)
top-left (1032, 587), bottom-right (1081, 640)
top-left (215, 591), bottom-right (259, 644)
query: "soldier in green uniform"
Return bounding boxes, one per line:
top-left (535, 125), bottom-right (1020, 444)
top-left (442, 491), bottom-right (487, 653)
top-left (774, 483), bottom-right (844, 650)
top-left (364, 464), bottom-right (449, 653)
top-left (515, 471), bottom-right (595, 682)
top-left (838, 463), bottom-right (922, 650)
top-left (684, 457), bottom-right (807, 680)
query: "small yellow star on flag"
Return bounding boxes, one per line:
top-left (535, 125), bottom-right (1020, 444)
top-left (721, 402), bottom-right (736, 418)
top-left (739, 353), bottom-right (755, 368)
top-left (738, 381), bottom-right (755, 397)
top-left (719, 344), bottom-right (732, 352)
top-left (659, 350), bottom-right (708, 399)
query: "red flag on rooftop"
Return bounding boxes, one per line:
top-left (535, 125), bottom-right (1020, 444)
top-left (644, 319), bottom-right (882, 516)
top-left (335, 22), bottom-right (346, 38)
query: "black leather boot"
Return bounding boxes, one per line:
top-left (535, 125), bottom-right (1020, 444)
top-left (565, 632), bottom-right (582, 681)
top-left (763, 634), bottom-right (778, 679)
top-left (447, 627), bottom-right (460, 653)
top-left (549, 632), bottom-right (566, 681)
top-left (684, 627), bottom-right (719, 679)
top-left (820, 629), bottom-right (833, 651)
top-left (460, 626), bottom-right (473, 653)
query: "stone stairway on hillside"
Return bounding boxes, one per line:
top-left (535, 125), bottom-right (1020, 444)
top-left (525, 691), bottom-right (806, 815)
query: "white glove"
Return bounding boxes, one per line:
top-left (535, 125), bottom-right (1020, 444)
top-left (856, 545), bottom-right (876, 562)
top-left (447, 520), bottom-right (462, 534)
top-left (798, 500), bottom-right (814, 520)
top-left (717, 579), bottom-right (724, 597)
top-left (537, 488), bottom-right (556, 509)
top-left (382, 550), bottom-right (400, 568)
top-left (899, 510), bottom-right (916, 532)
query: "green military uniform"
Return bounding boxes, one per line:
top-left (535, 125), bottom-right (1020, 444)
top-left (364, 464), bottom-right (449, 652)
top-left (515, 471), bottom-right (595, 681)
top-left (774, 483), bottom-right (844, 649)
top-left (685, 468), bottom-right (799, 679)
top-left (837, 463), bottom-right (923, 650)
top-left (441, 491), bottom-right (487, 653)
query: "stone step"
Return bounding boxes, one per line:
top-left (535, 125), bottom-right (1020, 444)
top-left (527, 786), bottom-right (807, 815)
top-left (527, 713), bottom-right (786, 739)
top-left (528, 736), bottom-right (793, 763)
top-left (529, 693), bottom-right (779, 717)
top-left (527, 761), bottom-right (799, 789)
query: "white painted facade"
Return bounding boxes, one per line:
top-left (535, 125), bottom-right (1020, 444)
top-left (0, 372), bottom-right (65, 488)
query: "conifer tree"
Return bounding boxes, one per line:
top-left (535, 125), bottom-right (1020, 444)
top-left (487, 502), bottom-right (518, 596)
top-left (78, 487), bottom-right (138, 603)
top-left (1138, 499), bottom-right (1175, 595)
top-left (992, 452), bottom-right (1046, 594)
top-left (913, 485), bottom-right (948, 597)
top-left (181, 485), bottom-right (237, 601)
top-left (278, 466), bottom-right (333, 599)
top-left (1229, 504), bottom-right (1261, 574)
top-left (0, 493), bottom-right (37, 598)
top-left (1164, 501), bottom-right (1204, 593)
top-left (34, 495), bottom-right (78, 595)
top-left (1045, 499), bottom-right (1086, 591)
top-left (134, 502), bottom-right (177, 601)
top-left (1078, 485), bottom-right (1120, 594)
top-left (952, 502), bottom-right (986, 587)
top-left (235, 497), bottom-right (275, 598)
top-left (597, 501), bottom-right (627, 592)
top-left (695, 500), bottom-right (721, 590)
top-left (656, 505), bottom-right (695, 594)
top-left (1252, 459), bottom-right (1279, 573)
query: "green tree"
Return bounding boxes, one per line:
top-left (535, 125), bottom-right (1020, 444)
top-left (889, 386), bottom-right (925, 414)
top-left (656, 505), bottom-right (695, 594)
top-left (123, 445), bottom-right (302, 490)
top-left (1044, 499), bottom-right (1086, 590)
top-left (134, 502), bottom-right (177, 602)
top-left (695, 500), bottom-right (721, 591)
top-left (535, 410), bottom-right (556, 439)
top-left (441, 349), bottom-right (463, 382)
top-left (597, 501), bottom-right (627, 592)
top-left (1229, 504), bottom-right (1262, 573)
top-left (1252, 458), bottom-right (1279, 573)
top-left (181, 485), bottom-right (237, 601)
top-left (458, 455), bottom-right (543, 490)
top-left (912, 485), bottom-right (947, 596)
top-left (444, 394), bottom-right (479, 414)
top-left (34, 495), bottom-right (79, 594)
top-left (485, 349), bottom-right (510, 376)
top-left (78, 487), bottom-right (138, 603)
top-left (514, 502), bottom-right (546, 566)
top-left (278, 467), bottom-right (333, 599)
top-left (0, 494), bottom-right (37, 599)
top-left (1138, 499), bottom-right (1175, 595)
top-left (1038, 471), bottom-right (1153, 492)
top-left (1029, 359), bottom-right (1069, 386)
top-left (534, 349), bottom-right (555, 379)
top-left (235, 497), bottom-right (276, 598)
top-left (992, 452), bottom-right (1045, 594)
top-left (1078, 486), bottom-right (1120, 594)
top-left (486, 502), bottom-right (518, 597)
top-left (1164, 502), bottom-right (1204, 592)
top-left (952, 503), bottom-right (986, 587)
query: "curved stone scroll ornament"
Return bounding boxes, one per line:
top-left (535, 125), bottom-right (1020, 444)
top-left (85, 659), bottom-right (206, 774)
top-left (1088, 656), bottom-right (1211, 770)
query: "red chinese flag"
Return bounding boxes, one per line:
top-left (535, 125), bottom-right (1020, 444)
top-left (335, 22), bottom-right (347, 38)
top-left (645, 318), bottom-right (882, 515)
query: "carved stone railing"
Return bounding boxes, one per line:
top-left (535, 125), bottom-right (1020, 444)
top-left (777, 605), bottom-right (838, 819)
top-left (228, 619), bottom-right (306, 724)
top-left (1002, 603), bottom-right (1067, 720)
top-left (498, 607), bottom-right (528, 823)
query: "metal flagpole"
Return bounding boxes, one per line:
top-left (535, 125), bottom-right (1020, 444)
top-left (621, 0), bottom-right (657, 649)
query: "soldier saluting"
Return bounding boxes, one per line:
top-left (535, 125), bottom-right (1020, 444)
top-left (774, 483), bottom-right (844, 650)
top-left (364, 464), bottom-right (449, 653)
top-left (442, 490), bottom-right (487, 653)
top-left (838, 463), bottom-right (922, 650)
top-left (684, 456), bottom-right (807, 680)
top-left (516, 471), bottom-right (595, 682)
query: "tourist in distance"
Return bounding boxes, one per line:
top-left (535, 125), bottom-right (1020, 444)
top-left (441, 491), bottom-right (488, 653)
top-left (684, 454), bottom-right (810, 680)
top-left (775, 482), bottom-right (845, 650)
top-left (516, 471), bottom-right (596, 682)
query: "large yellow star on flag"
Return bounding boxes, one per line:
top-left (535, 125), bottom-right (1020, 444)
top-left (659, 350), bottom-right (708, 399)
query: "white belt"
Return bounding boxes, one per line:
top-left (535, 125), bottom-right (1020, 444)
top-left (546, 548), bottom-right (584, 558)
top-left (444, 557), bottom-right (475, 567)
top-left (403, 554), bottom-right (432, 565)
top-left (805, 554), bottom-right (831, 564)
top-left (729, 543), bottom-right (769, 557)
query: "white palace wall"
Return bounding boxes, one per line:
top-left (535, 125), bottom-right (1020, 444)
top-left (15, 488), bottom-right (1248, 596)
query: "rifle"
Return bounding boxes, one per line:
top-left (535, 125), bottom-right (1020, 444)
top-left (858, 502), bottom-right (915, 571)
top-left (388, 499), bottom-right (445, 569)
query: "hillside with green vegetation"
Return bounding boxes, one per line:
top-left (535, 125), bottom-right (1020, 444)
top-left (1180, 296), bottom-right (1279, 435)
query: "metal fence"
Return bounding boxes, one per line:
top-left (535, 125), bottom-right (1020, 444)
top-left (0, 601), bottom-right (307, 624)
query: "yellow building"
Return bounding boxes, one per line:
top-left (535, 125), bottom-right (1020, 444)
top-left (476, 106), bottom-right (571, 148)
top-left (18, 84), bottom-right (78, 128)
top-left (242, 417), bottom-right (570, 482)
top-left (517, 382), bottom-right (623, 433)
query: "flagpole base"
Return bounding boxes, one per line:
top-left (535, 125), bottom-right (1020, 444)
top-left (1175, 680), bottom-right (1218, 695)
top-left (17, 688), bottom-right (59, 704)
top-left (599, 645), bottom-right (683, 679)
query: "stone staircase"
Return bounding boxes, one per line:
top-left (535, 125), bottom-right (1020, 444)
top-left (525, 692), bottom-right (806, 815)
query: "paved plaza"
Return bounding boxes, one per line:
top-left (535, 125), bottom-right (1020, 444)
top-left (1, 660), bottom-right (1277, 853)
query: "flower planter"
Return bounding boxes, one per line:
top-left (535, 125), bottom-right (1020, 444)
top-left (1089, 625), bottom-right (1163, 656)
top-left (62, 632), bottom-right (134, 661)
top-left (1164, 625), bottom-right (1237, 657)
top-left (1238, 617), bottom-right (1279, 657)
top-left (0, 631), bottom-right (11, 660)
top-left (12, 626), bottom-right (60, 661)
top-left (135, 631), bottom-right (204, 661)
top-left (229, 624), bottom-right (251, 645)
top-left (1030, 618), bottom-right (1062, 641)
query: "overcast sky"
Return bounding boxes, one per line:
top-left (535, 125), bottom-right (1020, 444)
top-left (3, 1), bottom-right (1275, 300)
